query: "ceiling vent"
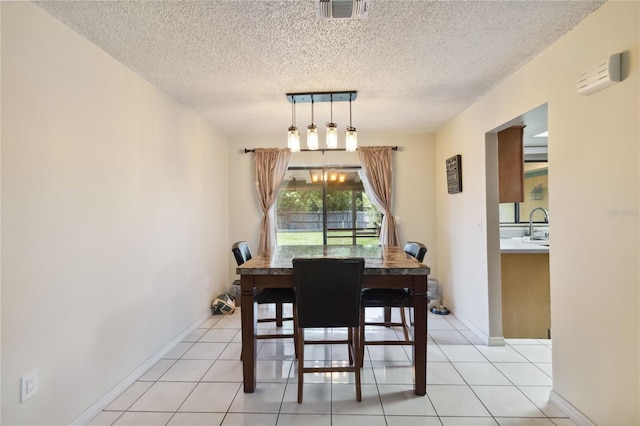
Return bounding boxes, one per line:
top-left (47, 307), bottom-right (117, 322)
top-left (315, 0), bottom-right (370, 20)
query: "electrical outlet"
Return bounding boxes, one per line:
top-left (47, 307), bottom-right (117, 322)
top-left (21, 370), bottom-right (38, 402)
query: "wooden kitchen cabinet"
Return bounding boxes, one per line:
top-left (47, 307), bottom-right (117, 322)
top-left (498, 126), bottom-right (525, 203)
top-left (501, 253), bottom-right (550, 338)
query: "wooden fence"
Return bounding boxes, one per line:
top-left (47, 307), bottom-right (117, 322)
top-left (277, 211), bottom-right (379, 231)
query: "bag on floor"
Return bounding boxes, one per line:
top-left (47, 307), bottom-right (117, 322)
top-left (212, 293), bottom-right (236, 315)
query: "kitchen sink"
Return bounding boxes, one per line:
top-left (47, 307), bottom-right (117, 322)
top-left (511, 236), bottom-right (550, 246)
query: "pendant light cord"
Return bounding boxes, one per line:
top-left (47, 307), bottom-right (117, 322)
top-left (292, 99), bottom-right (296, 126)
top-left (330, 94), bottom-right (333, 122)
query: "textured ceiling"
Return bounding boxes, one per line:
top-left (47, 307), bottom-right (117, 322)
top-left (34, 0), bottom-right (605, 142)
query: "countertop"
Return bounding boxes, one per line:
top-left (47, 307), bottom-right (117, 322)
top-left (500, 237), bottom-right (549, 254)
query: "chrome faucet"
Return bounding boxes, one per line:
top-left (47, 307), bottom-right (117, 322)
top-left (529, 207), bottom-right (549, 239)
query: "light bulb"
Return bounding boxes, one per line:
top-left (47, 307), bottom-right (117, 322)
top-left (307, 124), bottom-right (318, 150)
top-left (326, 123), bottom-right (338, 148)
top-left (345, 126), bottom-right (357, 152)
top-left (288, 126), bottom-right (300, 152)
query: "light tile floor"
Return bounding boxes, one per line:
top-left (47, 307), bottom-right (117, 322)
top-left (89, 306), bottom-right (573, 426)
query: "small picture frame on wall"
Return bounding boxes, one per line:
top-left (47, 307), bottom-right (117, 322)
top-left (446, 155), bottom-right (462, 194)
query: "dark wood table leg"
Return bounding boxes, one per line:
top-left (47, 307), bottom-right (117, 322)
top-left (241, 275), bottom-right (257, 392)
top-left (412, 274), bottom-right (428, 395)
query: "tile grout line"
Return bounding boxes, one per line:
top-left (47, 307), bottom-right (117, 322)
top-left (430, 328), bottom-right (502, 424)
top-left (366, 345), bottom-right (389, 425)
top-left (123, 317), bottom-right (229, 424)
top-left (431, 316), bottom-right (559, 422)
top-left (466, 339), bottom-right (556, 422)
top-left (92, 309), bottom-right (566, 425)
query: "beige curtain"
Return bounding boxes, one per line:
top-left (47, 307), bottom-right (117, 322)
top-left (357, 146), bottom-right (400, 247)
top-left (254, 148), bottom-right (292, 253)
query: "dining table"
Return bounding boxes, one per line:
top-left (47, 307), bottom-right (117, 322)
top-left (236, 244), bottom-right (430, 395)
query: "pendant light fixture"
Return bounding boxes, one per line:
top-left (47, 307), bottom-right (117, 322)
top-left (286, 91), bottom-right (357, 152)
top-left (307, 97), bottom-right (319, 150)
top-left (326, 94), bottom-right (338, 149)
top-left (345, 97), bottom-right (357, 152)
top-left (287, 99), bottom-right (300, 152)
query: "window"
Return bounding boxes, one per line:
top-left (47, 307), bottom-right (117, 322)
top-left (276, 167), bottom-right (382, 246)
top-left (499, 163), bottom-right (549, 224)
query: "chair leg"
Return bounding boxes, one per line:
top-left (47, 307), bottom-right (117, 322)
top-left (400, 308), bottom-right (411, 341)
top-left (353, 326), bottom-right (362, 402)
top-left (347, 327), bottom-right (354, 365)
top-left (276, 302), bottom-right (284, 327)
top-left (297, 328), bottom-right (304, 403)
top-left (359, 306), bottom-right (366, 368)
top-left (384, 306), bottom-right (392, 326)
top-left (293, 304), bottom-right (299, 359)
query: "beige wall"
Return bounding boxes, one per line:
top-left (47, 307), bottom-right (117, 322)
top-left (0, 3), bottom-right (3, 422)
top-left (2, 1), bottom-right (637, 425)
top-left (1, 3), bottom-right (230, 424)
top-left (227, 132), bottom-right (437, 282)
top-left (435, 2), bottom-right (639, 424)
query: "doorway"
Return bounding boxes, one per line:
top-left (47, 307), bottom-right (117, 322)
top-left (486, 103), bottom-right (551, 340)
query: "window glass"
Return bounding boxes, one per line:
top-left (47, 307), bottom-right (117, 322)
top-left (499, 203), bottom-right (516, 223)
top-left (499, 163), bottom-right (548, 224)
top-left (276, 167), bottom-right (382, 246)
top-left (518, 165), bottom-right (548, 223)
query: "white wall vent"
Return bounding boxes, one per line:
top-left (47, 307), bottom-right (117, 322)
top-left (577, 53), bottom-right (621, 96)
top-left (315, 0), bottom-right (370, 20)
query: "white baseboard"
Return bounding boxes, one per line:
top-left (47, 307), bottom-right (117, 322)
top-left (549, 390), bottom-right (596, 426)
top-left (487, 336), bottom-right (505, 346)
top-left (70, 310), bottom-right (212, 426)
top-left (443, 301), bottom-right (504, 346)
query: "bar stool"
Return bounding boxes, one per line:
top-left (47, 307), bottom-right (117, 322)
top-left (232, 241), bottom-right (298, 357)
top-left (360, 242), bottom-right (427, 356)
top-left (293, 257), bottom-right (364, 402)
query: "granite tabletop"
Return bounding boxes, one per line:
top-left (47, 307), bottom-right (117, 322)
top-left (237, 245), bottom-right (430, 276)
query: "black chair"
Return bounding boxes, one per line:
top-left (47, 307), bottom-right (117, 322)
top-left (404, 241), bottom-right (427, 264)
top-left (293, 257), bottom-right (365, 403)
top-left (232, 242), bottom-right (298, 357)
top-left (360, 242), bottom-right (427, 351)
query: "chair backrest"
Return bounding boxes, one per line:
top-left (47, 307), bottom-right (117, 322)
top-left (293, 258), bottom-right (365, 328)
top-left (404, 241), bottom-right (427, 263)
top-left (231, 241), bottom-right (252, 266)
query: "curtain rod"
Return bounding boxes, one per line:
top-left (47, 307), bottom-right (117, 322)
top-left (243, 146), bottom-right (398, 154)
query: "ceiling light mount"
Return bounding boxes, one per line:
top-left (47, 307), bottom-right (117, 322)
top-left (286, 91), bottom-right (357, 104)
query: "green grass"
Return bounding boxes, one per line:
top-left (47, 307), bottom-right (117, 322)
top-left (277, 230), bottom-right (379, 246)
